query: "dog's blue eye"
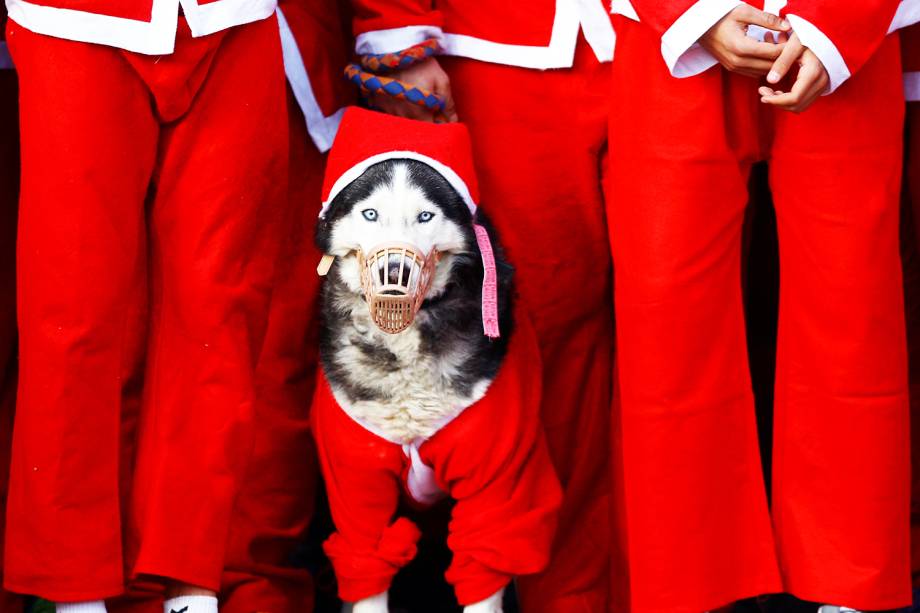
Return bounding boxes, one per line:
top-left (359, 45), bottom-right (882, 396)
top-left (361, 208), bottom-right (378, 222)
top-left (417, 211), bottom-right (435, 223)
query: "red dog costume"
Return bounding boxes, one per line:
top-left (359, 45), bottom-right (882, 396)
top-left (609, 2), bottom-right (913, 612)
top-left (312, 108), bottom-right (562, 607)
top-left (347, 3), bottom-right (616, 610)
top-left (4, 0), bottom-right (289, 602)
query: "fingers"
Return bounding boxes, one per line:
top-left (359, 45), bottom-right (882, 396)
top-left (370, 92), bottom-right (437, 123)
top-left (733, 4), bottom-right (790, 32)
top-left (767, 32), bottom-right (803, 84)
top-left (729, 58), bottom-right (780, 78)
top-left (734, 36), bottom-right (785, 61)
top-left (365, 57), bottom-right (456, 124)
top-left (760, 50), bottom-right (830, 113)
top-left (706, 7), bottom-right (789, 77)
top-left (431, 73), bottom-right (459, 123)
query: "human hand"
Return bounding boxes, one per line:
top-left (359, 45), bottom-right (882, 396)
top-left (699, 4), bottom-right (791, 77)
top-left (369, 57), bottom-right (459, 123)
top-left (758, 32), bottom-right (830, 113)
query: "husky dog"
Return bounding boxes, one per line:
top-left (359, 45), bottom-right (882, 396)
top-left (316, 159), bottom-right (514, 444)
top-left (315, 158), bottom-right (514, 613)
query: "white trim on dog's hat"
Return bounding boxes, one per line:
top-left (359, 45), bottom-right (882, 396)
top-left (320, 150), bottom-right (478, 218)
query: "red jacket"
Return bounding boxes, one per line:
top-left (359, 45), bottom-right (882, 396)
top-left (5, 0), bottom-right (276, 54)
top-left (277, 0), bottom-right (352, 152)
top-left (612, 0), bottom-right (915, 92)
top-left (311, 312), bottom-right (562, 605)
top-left (349, 0), bottom-right (614, 69)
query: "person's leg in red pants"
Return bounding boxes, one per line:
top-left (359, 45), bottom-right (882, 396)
top-left (0, 52), bottom-right (23, 613)
top-left (768, 36), bottom-right (908, 610)
top-left (219, 94), bottom-right (324, 613)
top-left (608, 20), bottom-right (779, 613)
top-left (5, 22), bottom-right (156, 600)
top-left (609, 16), bottom-right (909, 613)
top-left (127, 17), bottom-right (288, 593)
top-left (5, 14), bottom-right (288, 601)
top-left (441, 37), bottom-right (614, 613)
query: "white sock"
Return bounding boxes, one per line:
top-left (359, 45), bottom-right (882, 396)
top-left (163, 595), bottom-right (218, 613)
top-left (56, 601), bottom-right (108, 613)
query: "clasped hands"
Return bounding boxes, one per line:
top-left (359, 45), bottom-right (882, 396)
top-left (699, 4), bottom-right (831, 113)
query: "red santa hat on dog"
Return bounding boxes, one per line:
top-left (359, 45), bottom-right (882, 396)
top-left (320, 107), bottom-right (499, 338)
top-left (321, 107), bottom-right (479, 217)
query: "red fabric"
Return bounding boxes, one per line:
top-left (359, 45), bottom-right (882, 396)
top-left (905, 24), bottom-right (920, 73)
top-left (438, 39), bottom-right (615, 613)
top-left (339, 61), bottom-right (615, 613)
top-left (907, 101), bottom-right (920, 589)
top-left (350, 0), bottom-right (561, 49)
top-left (278, 0), bottom-right (353, 119)
top-left (4, 15), bottom-right (288, 601)
top-left (312, 313), bottom-right (562, 606)
top-left (628, 0), bottom-right (901, 79)
top-left (782, 0), bottom-right (901, 78)
top-left (621, 0), bottom-right (697, 39)
top-left (351, 0), bottom-right (443, 40)
top-left (218, 95), bottom-right (325, 613)
top-left (609, 16), bottom-right (909, 613)
top-left (321, 106), bottom-right (479, 208)
top-left (0, 67), bottom-right (23, 613)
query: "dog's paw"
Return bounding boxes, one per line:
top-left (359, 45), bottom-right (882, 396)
top-left (346, 592), bottom-right (389, 613)
top-left (462, 588), bottom-right (504, 613)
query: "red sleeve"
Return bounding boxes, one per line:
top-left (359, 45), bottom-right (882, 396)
top-left (782, 0), bottom-right (901, 76)
top-left (423, 313), bottom-right (563, 606)
top-left (311, 377), bottom-right (421, 603)
top-left (626, 0), bottom-right (700, 38)
top-left (350, 0), bottom-right (442, 37)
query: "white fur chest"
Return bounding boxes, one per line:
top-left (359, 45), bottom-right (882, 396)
top-left (328, 295), bottom-right (490, 445)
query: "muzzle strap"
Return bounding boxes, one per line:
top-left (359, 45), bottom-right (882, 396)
top-left (474, 224), bottom-right (500, 339)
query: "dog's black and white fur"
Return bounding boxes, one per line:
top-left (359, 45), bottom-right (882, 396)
top-left (315, 159), bottom-right (514, 613)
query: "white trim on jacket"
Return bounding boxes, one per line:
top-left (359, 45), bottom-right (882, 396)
top-left (354, 0), bottom-right (615, 69)
top-left (6, 0), bottom-right (275, 55)
top-left (277, 7), bottom-right (344, 153)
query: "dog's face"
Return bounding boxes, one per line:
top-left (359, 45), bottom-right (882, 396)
top-left (317, 159), bottom-right (475, 298)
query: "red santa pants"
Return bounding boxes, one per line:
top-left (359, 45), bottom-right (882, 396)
top-left (103, 95), bottom-right (323, 613)
top-left (609, 17), bottom-right (909, 613)
top-left (440, 37), bottom-right (614, 613)
top-left (218, 95), bottom-right (323, 613)
top-left (4, 15), bottom-right (288, 601)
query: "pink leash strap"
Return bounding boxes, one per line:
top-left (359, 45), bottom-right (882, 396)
top-left (473, 224), bottom-right (500, 338)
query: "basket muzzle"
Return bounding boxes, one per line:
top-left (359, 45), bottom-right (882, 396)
top-left (357, 242), bottom-right (441, 334)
